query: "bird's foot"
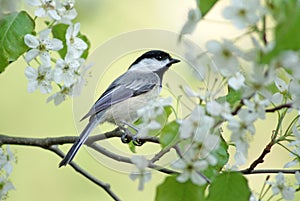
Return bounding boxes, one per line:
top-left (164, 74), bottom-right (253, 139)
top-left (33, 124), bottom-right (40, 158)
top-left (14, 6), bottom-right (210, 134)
top-left (120, 127), bottom-right (132, 143)
top-left (132, 135), bottom-right (145, 146)
top-left (119, 126), bottom-right (145, 146)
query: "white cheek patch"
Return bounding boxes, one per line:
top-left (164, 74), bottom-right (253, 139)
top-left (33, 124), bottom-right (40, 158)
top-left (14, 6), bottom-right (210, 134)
top-left (129, 58), bottom-right (170, 72)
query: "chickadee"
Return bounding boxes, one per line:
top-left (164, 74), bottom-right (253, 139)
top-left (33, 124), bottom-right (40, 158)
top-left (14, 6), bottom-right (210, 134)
top-left (59, 50), bottom-right (180, 167)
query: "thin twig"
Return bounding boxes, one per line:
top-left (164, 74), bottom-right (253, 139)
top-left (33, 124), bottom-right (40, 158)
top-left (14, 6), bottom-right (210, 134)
top-left (266, 103), bottom-right (292, 113)
top-left (150, 146), bottom-right (173, 163)
top-left (88, 143), bottom-right (178, 175)
top-left (48, 146), bottom-right (122, 201)
top-left (241, 169), bottom-right (300, 175)
top-left (243, 141), bottom-right (275, 174)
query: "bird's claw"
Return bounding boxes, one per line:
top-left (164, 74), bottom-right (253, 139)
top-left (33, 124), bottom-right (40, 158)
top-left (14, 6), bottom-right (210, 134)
top-left (121, 133), bottom-right (131, 143)
top-left (119, 126), bottom-right (144, 146)
top-left (132, 135), bottom-right (145, 146)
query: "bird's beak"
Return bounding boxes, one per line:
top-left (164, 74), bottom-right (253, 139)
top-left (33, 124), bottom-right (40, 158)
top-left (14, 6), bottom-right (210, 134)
top-left (167, 58), bottom-right (180, 66)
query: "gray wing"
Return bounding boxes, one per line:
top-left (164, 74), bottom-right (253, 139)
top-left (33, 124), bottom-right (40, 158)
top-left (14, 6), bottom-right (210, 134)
top-left (81, 70), bottom-right (159, 121)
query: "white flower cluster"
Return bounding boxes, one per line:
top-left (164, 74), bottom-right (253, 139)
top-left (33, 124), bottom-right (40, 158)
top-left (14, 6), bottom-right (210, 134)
top-left (129, 156), bottom-right (151, 191)
top-left (0, 146), bottom-right (15, 200)
top-left (223, 0), bottom-right (265, 29)
top-left (180, 0), bottom-right (300, 169)
top-left (24, 0), bottom-right (90, 105)
top-left (179, 0), bottom-right (201, 36)
top-left (172, 105), bottom-right (220, 186)
top-left (136, 97), bottom-right (173, 137)
top-left (27, 0), bottom-right (77, 24)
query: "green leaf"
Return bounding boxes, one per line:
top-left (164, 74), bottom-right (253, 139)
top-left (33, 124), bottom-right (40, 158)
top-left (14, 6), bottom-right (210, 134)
top-left (128, 141), bottom-right (136, 153)
top-left (217, 87), bottom-right (242, 108)
top-left (202, 135), bottom-right (229, 180)
top-left (52, 24), bottom-right (90, 59)
top-left (164, 105), bottom-right (173, 118)
top-left (0, 11), bottom-right (35, 73)
top-left (262, 0), bottom-right (300, 63)
top-left (156, 176), bottom-right (206, 201)
top-left (206, 171), bottom-right (251, 201)
top-left (78, 33), bottom-right (90, 59)
top-left (198, 0), bottom-right (219, 17)
top-left (52, 24), bottom-right (68, 58)
top-left (159, 121), bottom-right (180, 149)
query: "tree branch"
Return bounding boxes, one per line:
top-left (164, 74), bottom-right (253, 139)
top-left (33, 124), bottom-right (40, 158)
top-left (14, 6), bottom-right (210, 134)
top-left (241, 169), bottom-right (300, 175)
top-left (48, 146), bottom-right (122, 201)
top-left (0, 131), bottom-right (174, 200)
top-left (266, 103), bottom-right (292, 113)
top-left (88, 143), bottom-right (178, 175)
top-left (243, 140), bottom-right (275, 174)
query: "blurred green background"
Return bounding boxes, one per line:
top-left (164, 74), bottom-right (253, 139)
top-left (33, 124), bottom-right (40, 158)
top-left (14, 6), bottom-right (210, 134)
top-left (0, 0), bottom-right (299, 200)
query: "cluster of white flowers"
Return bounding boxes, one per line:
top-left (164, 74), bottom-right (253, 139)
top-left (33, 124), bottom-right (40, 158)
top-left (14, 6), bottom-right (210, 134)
top-left (268, 172), bottom-right (299, 201)
top-left (249, 172), bottom-right (300, 201)
top-left (24, 0), bottom-right (90, 105)
top-left (129, 156), bottom-right (151, 191)
top-left (136, 97), bottom-right (172, 137)
top-left (179, 0), bottom-right (300, 171)
top-left (27, 0), bottom-right (77, 24)
top-left (0, 146), bottom-right (15, 200)
top-left (173, 105), bottom-right (220, 186)
top-left (179, 0), bottom-right (201, 37)
top-left (223, 0), bottom-right (265, 29)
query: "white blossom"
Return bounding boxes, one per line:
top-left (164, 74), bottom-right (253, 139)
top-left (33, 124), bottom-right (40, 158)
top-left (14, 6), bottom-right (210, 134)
top-left (66, 23), bottom-right (88, 58)
top-left (136, 97), bottom-right (172, 137)
top-left (223, 0), bottom-right (263, 29)
top-left (180, 8), bottom-right (201, 36)
top-left (25, 66), bottom-right (52, 94)
top-left (53, 54), bottom-right (84, 87)
top-left (56, 0), bottom-right (77, 24)
top-left (206, 39), bottom-right (240, 77)
top-left (268, 173), bottom-right (295, 201)
top-left (245, 64), bottom-right (275, 99)
top-left (191, 131), bottom-right (220, 166)
top-left (228, 72), bottom-right (245, 90)
top-left (179, 105), bottom-right (214, 139)
top-left (172, 153), bottom-right (207, 186)
top-left (27, 0), bottom-right (61, 20)
top-left (206, 100), bottom-right (230, 117)
top-left (47, 85), bottom-right (73, 105)
top-left (289, 79), bottom-right (300, 109)
top-left (227, 109), bottom-right (256, 165)
top-left (275, 77), bottom-right (288, 93)
top-left (24, 29), bottom-right (63, 66)
top-left (129, 156), bottom-right (151, 191)
top-left (278, 51), bottom-right (300, 79)
top-left (0, 146), bottom-right (15, 200)
top-left (244, 94), bottom-right (269, 119)
top-left (0, 178), bottom-right (14, 200)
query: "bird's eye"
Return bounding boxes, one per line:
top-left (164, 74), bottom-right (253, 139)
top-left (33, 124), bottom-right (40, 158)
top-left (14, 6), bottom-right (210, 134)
top-left (156, 55), bottom-right (164, 60)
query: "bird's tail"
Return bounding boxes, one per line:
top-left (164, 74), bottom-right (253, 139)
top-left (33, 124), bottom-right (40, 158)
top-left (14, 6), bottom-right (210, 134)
top-left (59, 119), bottom-right (99, 167)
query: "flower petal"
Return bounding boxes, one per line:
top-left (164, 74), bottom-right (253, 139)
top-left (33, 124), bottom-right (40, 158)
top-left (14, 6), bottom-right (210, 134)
top-left (39, 29), bottom-right (51, 40)
top-left (34, 7), bottom-right (46, 17)
top-left (40, 51), bottom-right (51, 67)
top-left (24, 34), bottom-right (39, 48)
top-left (25, 66), bottom-right (38, 79)
top-left (48, 10), bottom-right (61, 20)
top-left (25, 49), bottom-right (39, 62)
top-left (27, 80), bottom-right (38, 92)
top-left (45, 38), bottom-right (63, 51)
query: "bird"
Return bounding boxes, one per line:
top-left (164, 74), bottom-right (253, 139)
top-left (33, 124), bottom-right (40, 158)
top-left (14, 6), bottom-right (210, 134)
top-left (59, 50), bottom-right (180, 167)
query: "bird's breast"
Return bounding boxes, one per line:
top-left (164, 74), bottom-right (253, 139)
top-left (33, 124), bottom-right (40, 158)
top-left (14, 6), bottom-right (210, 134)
top-left (101, 85), bottom-right (161, 125)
